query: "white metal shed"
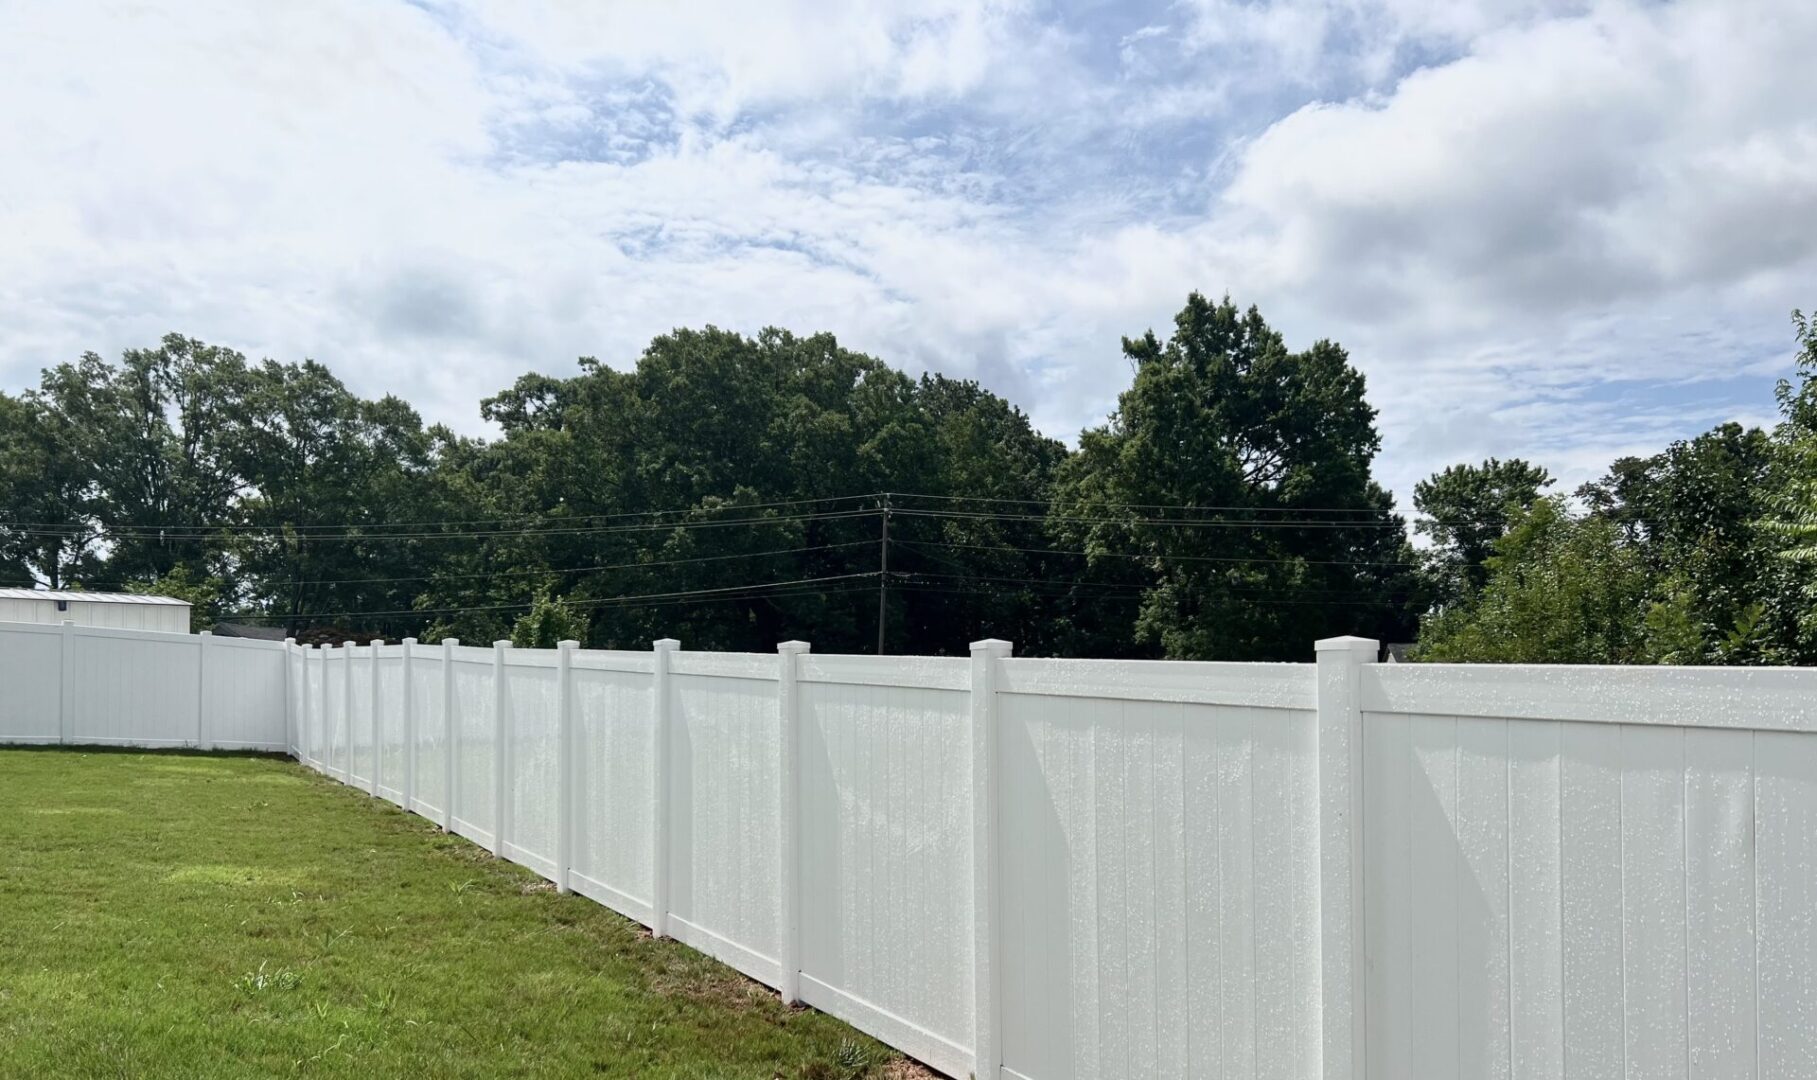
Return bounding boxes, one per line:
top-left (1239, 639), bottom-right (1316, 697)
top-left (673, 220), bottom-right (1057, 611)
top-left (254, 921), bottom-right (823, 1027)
top-left (0, 589), bottom-right (192, 633)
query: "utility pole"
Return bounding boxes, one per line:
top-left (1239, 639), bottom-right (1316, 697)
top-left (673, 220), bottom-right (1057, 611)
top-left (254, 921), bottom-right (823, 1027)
top-left (876, 493), bottom-right (890, 654)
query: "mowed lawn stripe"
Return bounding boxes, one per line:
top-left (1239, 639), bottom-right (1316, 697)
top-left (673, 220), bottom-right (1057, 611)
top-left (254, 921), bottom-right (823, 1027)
top-left (0, 748), bottom-right (915, 1080)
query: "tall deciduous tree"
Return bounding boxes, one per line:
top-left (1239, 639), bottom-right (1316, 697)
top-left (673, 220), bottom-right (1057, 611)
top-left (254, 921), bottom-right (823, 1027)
top-left (1413, 458), bottom-right (1552, 608)
top-left (1416, 498), bottom-right (1658, 663)
top-left (1051, 293), bottom-right (1421, 660)
top-left (1761, 309), bottom-right (1817, 650)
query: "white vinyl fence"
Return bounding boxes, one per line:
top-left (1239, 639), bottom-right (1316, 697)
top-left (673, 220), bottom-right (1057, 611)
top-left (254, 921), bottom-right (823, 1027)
top-left (4, 617), bottom-right (1817, 1079)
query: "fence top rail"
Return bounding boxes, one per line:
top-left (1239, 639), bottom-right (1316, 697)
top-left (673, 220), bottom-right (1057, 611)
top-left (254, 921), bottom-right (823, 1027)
top-left (0, 619), bottom-right (62, 637)
top-left (571, 650), bottom-right (655, 675)
top-left (501, 649), bottom-right (561, 671)
top-left (670, 651), bottom-right (778, 681)
top-left (1363, 661), bottom-right (1817, 732)
top-left (798, 653), bottom-right (968, 692)
top-left (998, 656), bottom-right (1317, 710)
top-left (203, 634), bottom-right (288, 653)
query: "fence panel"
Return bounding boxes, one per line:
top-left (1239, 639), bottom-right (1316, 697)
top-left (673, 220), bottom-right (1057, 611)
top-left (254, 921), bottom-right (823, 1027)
top-left (303, 648), bottom-right (325, 770)
top-left (503, 652), bottom-right (562, 879)
top-left (571, 655), bottom-right (657, 923)
top-left (995, 659), bottom-right (1321, 1080)
top-left (68, 628), bottom-right (202, 746)
top-left (797, 655), bottom-right (973, 1076)
top-left (666, 653), bottom-right (782, 983)
top-left (449, 650), bottom-right (497, 848)
top-left (347, 647), bottom-right (374, 789)
top-left (374, 647), bottom-right (406, 805)
top-left (409, 646), bottom-right (447, 820)
top-left (1360, 663), bottom-right (1817, 1080)
top-left (0, 623), bottom-right (62, 743)
top-left (202, 637), bottom-right (287, 750)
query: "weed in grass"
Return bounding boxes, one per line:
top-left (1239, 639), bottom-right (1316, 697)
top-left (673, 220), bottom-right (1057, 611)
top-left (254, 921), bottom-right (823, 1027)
top-left (835, 1037), bottom-right (874, 1079)
top-left (233, 962), bottom-right (302, 994)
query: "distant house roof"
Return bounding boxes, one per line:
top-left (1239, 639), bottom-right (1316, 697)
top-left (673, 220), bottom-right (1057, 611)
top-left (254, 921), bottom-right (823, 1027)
top-left (0, 589), bottom-right (191, 607)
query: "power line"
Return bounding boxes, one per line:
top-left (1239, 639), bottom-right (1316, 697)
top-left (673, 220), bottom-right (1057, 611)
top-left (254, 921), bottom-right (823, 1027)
top-left (0, 507), bottom-right (882, 543)
top-left (893, 537), bottom-right (1427, 569)
top-left (242, 540), bottom-right (878, 590)
top-left (889, 507), bottom-right (1410, 530)
top-left (241, 572), bottom-right (882, 622)
top-left (888, 581), bottom-right (1401, 609)
top-left (0, 489), bottom-right (1655, 537)
top-left (894, 570), bottom-right (1411, 601)
top-left (0, 494), bottom-right (878, 534)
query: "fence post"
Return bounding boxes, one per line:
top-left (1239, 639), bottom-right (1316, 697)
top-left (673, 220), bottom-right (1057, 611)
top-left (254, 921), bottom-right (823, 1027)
top-left (58, 620), bottom-right (75, 745)
top-left (442, 638), bottom-right (459, 832)
top-left (1315, 635), bottom-right (1376, 1080)
top-left (555, 639), bottom-right (578, 895)
top-left (651, 638), bottom-right (680, 939)
top-left (284, 638), bottom-right (298, 757)
top-left (776, 639), bottom-right (811, 1003)
top-left (492, 640), bottom-right (512, 858)
top-left (970, 637), bottom-right (1012, 1080)
top-left (342, 641), bottom-right (355, 782)
top-left (368, 639), bottom-right (383, 797)
top-left (196, 630), bottom-right (214, 751)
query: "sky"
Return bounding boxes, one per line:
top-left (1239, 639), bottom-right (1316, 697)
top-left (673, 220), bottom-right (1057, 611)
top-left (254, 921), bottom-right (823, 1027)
top-left (2, 0), bottom-right (1814, 502)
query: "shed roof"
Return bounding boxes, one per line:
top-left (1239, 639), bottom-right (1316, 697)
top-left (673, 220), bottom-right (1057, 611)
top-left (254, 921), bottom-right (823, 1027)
top-left (0, 589), bottom-right (191, 607)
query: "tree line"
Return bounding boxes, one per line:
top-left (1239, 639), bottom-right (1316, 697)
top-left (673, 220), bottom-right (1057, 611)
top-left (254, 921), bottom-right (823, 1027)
top-left (1, 293), bottom-right (1812, 663)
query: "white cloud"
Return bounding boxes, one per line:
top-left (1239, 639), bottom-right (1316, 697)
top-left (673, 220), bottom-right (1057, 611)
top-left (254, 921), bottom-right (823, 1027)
top-left (0, 0), bottom-right (1812, 506)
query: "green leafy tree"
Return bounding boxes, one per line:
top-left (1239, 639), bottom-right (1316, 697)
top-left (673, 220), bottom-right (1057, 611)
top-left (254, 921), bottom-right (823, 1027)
top-left (1050, 293), bottom-right (1421, 660)
top-left (430, 327), bottom-right (1066, 654)
top-left (1416, 498), bottom-right (1658, 663)
top-left (1760, 309), bottom-right (1817, 649)
top-left (510, 586), bottom-right (590, 649)
top-left (32, 336), bottom-right (253, 585)
top-left (1577, 422), bottom-right (1784, 662)
top-left (126, 566), bottom-right (227, 633)
top-left (0, 390), bottom-right (101, 587)
top-left (1413, 458), bottom-right (1552, 608)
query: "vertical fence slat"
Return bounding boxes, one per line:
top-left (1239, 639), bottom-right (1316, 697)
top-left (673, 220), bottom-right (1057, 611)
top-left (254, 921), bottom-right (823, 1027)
top-left (652, 638), bottom-right (679, 939)
top-left (970, 637), bottom-right (1012, 1080)
top-left (442, 638), bottom-right (459, 832)
top-left (777, 639), bottom-right (810, 1003)
top-left (1316, 635), bottom-right (1375, 1080)
top-left (556, 639), bottom-right (577, 895)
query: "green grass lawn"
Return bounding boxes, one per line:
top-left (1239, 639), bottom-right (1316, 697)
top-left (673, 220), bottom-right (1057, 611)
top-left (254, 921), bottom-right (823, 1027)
top-left (0, 748), bottom-right (925, 1080)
